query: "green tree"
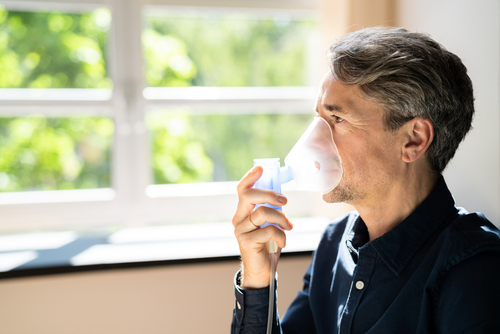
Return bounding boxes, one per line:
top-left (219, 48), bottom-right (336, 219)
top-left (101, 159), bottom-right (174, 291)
top-left (0, 7), bottom-right (317, 190)
top-left (148, 111), bottom-right (312, 184)
top-left (145, 13), bottom-right (317, 184)
top-left (0, 7), bottom-right (113, 192)
top-left (0, 6), bottom-right (112, 88)
top-left (147, 112), bottom-right (213, 184)
top-left (0, 116), bottom-right (113, 191)
top-left (144, 13), bottom-right (315, 87)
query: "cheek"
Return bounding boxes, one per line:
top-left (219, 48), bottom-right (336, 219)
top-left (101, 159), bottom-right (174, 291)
top-left (336, 141), bottom-right (369, 177)
top-left (378, 135), bottom-right (403, 164)
top-left (337, 136), bottom-right (398, 177)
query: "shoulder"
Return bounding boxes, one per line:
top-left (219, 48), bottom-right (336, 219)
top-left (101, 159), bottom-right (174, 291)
top-left (439, 209), bottom-right (500, 267)
top-left (433, 209), bottom-right (500, 289)
top-left (435, 214), bottom-right (500, 331)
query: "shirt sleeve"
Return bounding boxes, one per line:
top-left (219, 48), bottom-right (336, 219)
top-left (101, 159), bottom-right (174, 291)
top-left (437, 251), bottom-right (500, 333)
top-left (231, 269), bottom-right (281, 334)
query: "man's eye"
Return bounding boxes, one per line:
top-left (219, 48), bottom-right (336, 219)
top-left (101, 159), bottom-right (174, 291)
top-left (332, 115), bottom-right (344, 123)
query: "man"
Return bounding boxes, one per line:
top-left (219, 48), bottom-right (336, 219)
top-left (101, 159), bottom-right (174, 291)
top-left (231, 27), bottom-right (500, 333)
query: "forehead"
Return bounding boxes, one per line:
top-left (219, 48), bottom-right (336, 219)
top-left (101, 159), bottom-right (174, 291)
top-left (318, 72), bottom-right (362, 109)
top-left (317, 72), bottom-right (384, 120)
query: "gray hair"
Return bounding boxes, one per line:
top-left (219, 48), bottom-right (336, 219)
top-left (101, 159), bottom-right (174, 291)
top-left (328, 27), bottom-right (474, 174)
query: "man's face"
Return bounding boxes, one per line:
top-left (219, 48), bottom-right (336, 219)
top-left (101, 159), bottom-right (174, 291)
top-left (317, 72), bottom-right (406, 206)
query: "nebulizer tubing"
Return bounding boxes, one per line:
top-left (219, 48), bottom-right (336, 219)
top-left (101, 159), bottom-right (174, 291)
top-left (252, 117), bottom-right (343, 334)
top-left (266, 252), bottom-right (276, 334)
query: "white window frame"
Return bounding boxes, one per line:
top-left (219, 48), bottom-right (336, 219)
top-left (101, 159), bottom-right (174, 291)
top-left (0, 0), bottom-right (351, 233)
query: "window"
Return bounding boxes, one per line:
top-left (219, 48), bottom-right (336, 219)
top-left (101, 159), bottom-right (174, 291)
top-left (142, 8), bottom-right (317, 88)
top-left (0, 6), bottom-right (113, 193)
top-left (1, 0), bottom-right (350, 253)
top-left (142, 7), bottom-right (318, 189)
top-left (0, 7), bottom-right (112, 90)
top-left (0, 116), bottom-right (113, 192)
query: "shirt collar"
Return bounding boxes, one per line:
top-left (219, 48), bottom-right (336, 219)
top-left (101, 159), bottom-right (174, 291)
top-left (346, 176), bottom-right (458, 275)
top-left (345, 217), bottom-right (369, 263)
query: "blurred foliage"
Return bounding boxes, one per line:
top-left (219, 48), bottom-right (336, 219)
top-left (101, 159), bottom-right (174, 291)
top-left (147, 112), bottom-right (214, 183)
top-left (0, 6), bottom-right (112, 88)
top-left (143, 12), bottom-right (316, 87)
top-left (148, 111), bottom-right (312, 183)
top-left (145, 12), bottom-right (317, 184)
top-left (0, 7), bottom-right (113, 192)
top-left (0, 116), bottom-right (113, 192)
top-left (1, 7), bottom-right (317, 191)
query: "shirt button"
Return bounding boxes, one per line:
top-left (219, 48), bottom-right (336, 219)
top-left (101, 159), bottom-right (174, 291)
top-left (355, 280), bottom-right (365, 290)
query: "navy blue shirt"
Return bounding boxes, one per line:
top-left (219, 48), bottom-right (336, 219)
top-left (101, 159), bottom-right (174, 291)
top-left (231, 178), bottom-right (500, 333)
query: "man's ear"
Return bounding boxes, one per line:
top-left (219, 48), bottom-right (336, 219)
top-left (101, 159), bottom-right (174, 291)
top-left (401, 117), bottom-right (434, 163)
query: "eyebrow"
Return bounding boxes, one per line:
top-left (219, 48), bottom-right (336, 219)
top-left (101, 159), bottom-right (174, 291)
top-left (322, 103), bottom-right (349, 115)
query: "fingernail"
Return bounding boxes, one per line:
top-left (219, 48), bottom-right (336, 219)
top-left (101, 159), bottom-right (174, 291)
top-left (277, 194), bottom-right (287, 203)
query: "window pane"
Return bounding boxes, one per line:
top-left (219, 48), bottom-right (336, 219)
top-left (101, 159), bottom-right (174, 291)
top-left (143, 9), bottom-right (318, 87)
top-left (0, 117), bottom-right (113, 192)
top-left (147, 110), bottom-right (311, 184)
top-left (0, 6), bottom-right (112, 89)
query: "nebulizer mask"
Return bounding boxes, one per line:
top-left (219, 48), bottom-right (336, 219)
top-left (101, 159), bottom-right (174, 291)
top-left (253, 117), bottom-right (343, 334)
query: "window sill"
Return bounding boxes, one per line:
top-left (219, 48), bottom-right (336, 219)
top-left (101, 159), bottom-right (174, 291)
top-left (0, 216), bottom-right (330, 279)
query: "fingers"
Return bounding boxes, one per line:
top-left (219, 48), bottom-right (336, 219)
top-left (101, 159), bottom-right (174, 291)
top-left (243, 187), bottom-right (288, 207)
top-left (233, 166), bottom-right (293, 288)
top-left (236, 165), bottom-right (263, 195)
top-left (246, 206), bottom-right (293, 232)
top-left (236, 166), bottom-right (288, 207)
top-left (248, 212), bottom-right (258, 228)
top-left (234, 206), bottom-right (292, 248)
top-left (233, 188), bottom-right (288, 226)
top-left (237, 223), bottom-right (288, 249)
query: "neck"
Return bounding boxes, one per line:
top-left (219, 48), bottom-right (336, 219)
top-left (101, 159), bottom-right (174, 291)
top-left (354, 170), bottom-right (439, 241)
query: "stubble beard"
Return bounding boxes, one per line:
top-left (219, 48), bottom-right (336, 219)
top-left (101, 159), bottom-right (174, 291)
top-left (322, 176), bottom-right (364, 204)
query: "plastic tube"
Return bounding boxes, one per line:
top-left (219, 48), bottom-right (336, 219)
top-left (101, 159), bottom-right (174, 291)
top-left (266, 252), bottom-right (276, 334)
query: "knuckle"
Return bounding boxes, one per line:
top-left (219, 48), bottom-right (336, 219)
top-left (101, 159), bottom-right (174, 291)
top-left (238, 232), bottom-right (252, 246)
top-left (233, 228), bottom-right (241, 238)
top-left (236, 182), bottom-right (245, 195)
top-left (258, 205), bottom-right (280, 219)
top-left (253, 206), bottom-right (266, 221)
top-left (231, 215), bottom-right (240, 227)
top-left (265, 189), bottom-right (278, 203)
top-left (273, 230), bottom-right (286, 245)
top-left (240, 188), bottom-right (251, 201)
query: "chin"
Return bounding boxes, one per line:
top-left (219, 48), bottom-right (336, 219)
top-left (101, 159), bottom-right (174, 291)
top-left (322, 187), bottom-right (345, 204)
top-left (322, 181), bottom-right (360, 204)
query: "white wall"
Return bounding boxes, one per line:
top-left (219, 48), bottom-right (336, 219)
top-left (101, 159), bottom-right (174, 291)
top-left (396, 0), bottom-right (500, 225)
top-left (0, 256), bottom-right (312, 334)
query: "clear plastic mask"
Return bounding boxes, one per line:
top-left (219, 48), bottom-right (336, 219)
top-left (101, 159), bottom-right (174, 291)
top-left (253, 117), bottom-right (342, 247)
top-left (254, 116), bottom-right (342, 198)
top-left (283, 117), bottom-right (343, 193)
